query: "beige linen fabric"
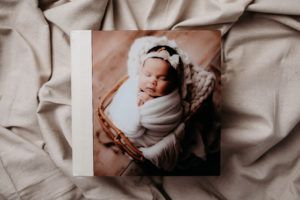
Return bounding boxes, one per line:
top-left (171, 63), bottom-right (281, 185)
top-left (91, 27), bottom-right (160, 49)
top-left (0, 0), bottom-right (299, 199)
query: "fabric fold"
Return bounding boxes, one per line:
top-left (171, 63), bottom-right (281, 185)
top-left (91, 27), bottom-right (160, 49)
top-left (1, 0), bottom-right (299, 199)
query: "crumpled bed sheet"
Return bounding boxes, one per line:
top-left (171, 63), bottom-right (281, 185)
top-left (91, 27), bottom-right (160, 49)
top-left (0, 0), bottom-right (299, 199)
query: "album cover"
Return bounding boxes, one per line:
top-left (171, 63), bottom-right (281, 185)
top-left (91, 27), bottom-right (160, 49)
top-left (72, 30), bottom-right (221, 176)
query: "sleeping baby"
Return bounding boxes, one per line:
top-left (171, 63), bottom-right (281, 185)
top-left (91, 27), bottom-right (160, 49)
top-left (106, 37), bottom-right (186, 170)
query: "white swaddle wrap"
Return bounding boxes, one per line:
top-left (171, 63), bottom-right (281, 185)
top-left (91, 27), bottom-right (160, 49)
top-left (139, 86), bottom-right (182, 139)
top-left (106, 36), bottom-right (192, 170)
top-left (107, 76), bottom-right (183, 148)
top-left (106, 76), bottom-right (144, 138)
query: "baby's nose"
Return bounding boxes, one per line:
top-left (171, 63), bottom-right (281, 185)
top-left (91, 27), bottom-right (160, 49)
top-left (150, 77), bottom-right (157, 86)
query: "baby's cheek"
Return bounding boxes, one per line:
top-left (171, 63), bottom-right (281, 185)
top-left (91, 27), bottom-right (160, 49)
top-left (138, 77), bottom-right (146, 88)
top-left (158, 82), bottom-right (169, 93)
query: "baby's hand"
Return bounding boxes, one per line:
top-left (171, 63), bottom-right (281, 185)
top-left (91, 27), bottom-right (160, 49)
top-left (138, 91), bottom-right (154, 106)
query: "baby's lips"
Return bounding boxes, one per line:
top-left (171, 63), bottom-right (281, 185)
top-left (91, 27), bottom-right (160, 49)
top-left (145, 87), bottom-right (155, 92)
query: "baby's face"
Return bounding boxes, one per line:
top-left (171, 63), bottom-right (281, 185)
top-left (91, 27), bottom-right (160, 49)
top-left (139, 58), bottom-right (175, 97)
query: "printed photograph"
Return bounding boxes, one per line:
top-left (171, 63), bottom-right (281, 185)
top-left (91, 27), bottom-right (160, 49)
top-left (92, 30), bottom-right (221, 176)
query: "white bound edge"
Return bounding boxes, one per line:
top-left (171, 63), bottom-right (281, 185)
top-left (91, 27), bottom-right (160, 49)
top-left (71, 30), bottom-right (93, 176)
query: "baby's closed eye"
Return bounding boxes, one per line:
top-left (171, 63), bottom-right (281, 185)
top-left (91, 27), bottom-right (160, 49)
top-left (158, 76), bottom-right (168, 81)
top-left (144, 71), bottom-right (151, 77)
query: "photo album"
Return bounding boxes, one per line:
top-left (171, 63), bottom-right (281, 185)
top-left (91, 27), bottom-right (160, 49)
top-left (71, 30), bottom-right (221, 176)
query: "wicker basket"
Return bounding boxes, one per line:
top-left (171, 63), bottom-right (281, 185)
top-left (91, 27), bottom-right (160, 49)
top-left (97, 66), bottom-right (215, 162)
